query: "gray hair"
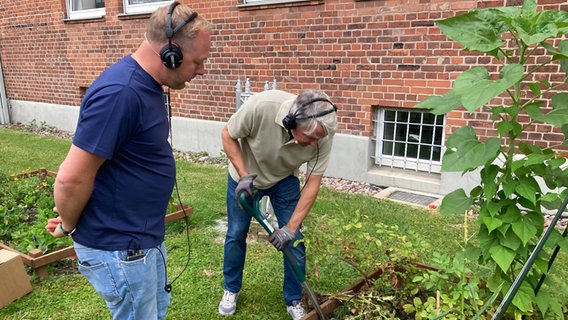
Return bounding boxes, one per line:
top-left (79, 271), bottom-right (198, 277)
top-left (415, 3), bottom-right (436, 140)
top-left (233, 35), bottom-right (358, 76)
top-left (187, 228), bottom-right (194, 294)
top-left (289, 89), bottom-right (338, 136)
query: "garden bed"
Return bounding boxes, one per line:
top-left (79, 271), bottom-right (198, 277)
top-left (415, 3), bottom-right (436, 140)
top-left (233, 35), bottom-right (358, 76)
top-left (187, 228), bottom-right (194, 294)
top-left (303, 262), bottom-right (439, 320)
top-left (0, 168), bottom-right (192, 279)
top-left (0, 205), bottom-right (192, 280)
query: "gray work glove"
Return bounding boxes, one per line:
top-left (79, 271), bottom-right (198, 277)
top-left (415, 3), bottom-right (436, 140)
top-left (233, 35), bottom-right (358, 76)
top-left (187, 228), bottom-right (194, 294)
top-left (235, 173), bottom-right (258, 199)
top-left (268, 226), bottom-right (295, 251)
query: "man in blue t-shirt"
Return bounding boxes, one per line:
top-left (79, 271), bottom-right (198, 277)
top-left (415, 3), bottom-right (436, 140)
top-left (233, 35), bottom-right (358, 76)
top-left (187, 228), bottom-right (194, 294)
top-left (45, 2), bottom-right (212, 319)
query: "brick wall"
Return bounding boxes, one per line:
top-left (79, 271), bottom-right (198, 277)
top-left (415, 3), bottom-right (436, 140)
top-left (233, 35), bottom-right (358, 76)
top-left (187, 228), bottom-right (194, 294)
top-left (1, 0), bottom-right (567, 148)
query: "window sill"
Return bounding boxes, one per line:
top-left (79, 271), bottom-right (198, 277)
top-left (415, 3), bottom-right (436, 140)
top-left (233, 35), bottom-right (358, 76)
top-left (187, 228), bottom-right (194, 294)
top-left (63, 16), bottom-right (106, 24)
top-left (237, 0), bottom-right (324, 11)
top-left (117, 12), bottom-right (153, 20)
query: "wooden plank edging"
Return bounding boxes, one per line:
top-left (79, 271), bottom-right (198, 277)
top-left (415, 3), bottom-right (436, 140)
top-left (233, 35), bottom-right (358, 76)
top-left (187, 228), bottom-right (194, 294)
top-left (0, 207), bottom-right (192, 278)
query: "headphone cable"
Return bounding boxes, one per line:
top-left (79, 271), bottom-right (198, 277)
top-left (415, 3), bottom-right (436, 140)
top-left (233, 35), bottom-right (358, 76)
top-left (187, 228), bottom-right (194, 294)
top-left (161, 88), bottom-right (192, 293)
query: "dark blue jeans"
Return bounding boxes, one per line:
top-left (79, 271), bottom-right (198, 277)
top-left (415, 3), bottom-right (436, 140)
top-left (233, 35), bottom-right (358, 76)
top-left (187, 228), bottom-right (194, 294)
top-left (223, 174), bottom-right (306, 305)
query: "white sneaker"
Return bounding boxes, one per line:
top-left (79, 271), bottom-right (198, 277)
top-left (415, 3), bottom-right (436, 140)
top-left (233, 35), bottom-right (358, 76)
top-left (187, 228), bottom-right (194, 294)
top-left (218, 290), bottom-right (239, 316)
top-left (286, 300), bottom-right (306, 320)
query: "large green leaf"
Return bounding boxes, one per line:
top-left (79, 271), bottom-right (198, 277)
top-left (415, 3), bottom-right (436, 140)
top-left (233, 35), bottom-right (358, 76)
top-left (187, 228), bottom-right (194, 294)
top-left (414, 90), bottom-right (462, 115)
top-left (501, 227), bottom-right (522, 251)
top-left (481, 165), bottom-right (499, 199)
top-left (439, 188), bottom-right (472, 216)
top-left (512, 282), bottom-right (536, 313)
top-left (524, 153), bottom-right (550, 167)
top-left (515, 178), bottom-right (538, 206)
top-left (559, 39), bottom-right (568, 74)
top-left (436, 9), bottom-right (510, 52)
top-left (526, 93), bottom-right (568, 126)
top-left (490, 245), bottom-right (516, 272)
top-left (453, 65), bottom-right (524, 112)
top-left (512, 0), bottom-right (568, 46)
top-left (512, 220), bottom-right (537, 247)
top-left (535, 290), bottom-right (551, 318)
top-left (481, 200), bottom-right (502, 218)
top-left (482, 215), bottom-right (503, 234)
top-left (513, 13), bottom-right (561, 46)
top-left (502, 175), bottom-right (518, 198)
top-left (523, 211), bottom-right (545, 236)
top-left (479, 226), bottom-right (499, 259)
top-left (442, 126), bottom-right (501, 172)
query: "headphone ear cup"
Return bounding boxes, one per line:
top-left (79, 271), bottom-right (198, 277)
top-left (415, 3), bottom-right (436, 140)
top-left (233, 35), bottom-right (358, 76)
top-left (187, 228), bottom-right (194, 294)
top-left (160, 44), bottom-right (183, 69)
top-left (282, 114), bottom-right (297, 130)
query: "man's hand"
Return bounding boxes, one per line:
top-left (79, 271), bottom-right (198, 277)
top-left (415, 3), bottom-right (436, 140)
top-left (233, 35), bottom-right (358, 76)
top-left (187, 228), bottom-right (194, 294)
top-left (268, 226), bottom-right (295, 250)
top-left (45, 210), bottom-right (65, 238)
top-left (235, 173), bottom-right (258, 199)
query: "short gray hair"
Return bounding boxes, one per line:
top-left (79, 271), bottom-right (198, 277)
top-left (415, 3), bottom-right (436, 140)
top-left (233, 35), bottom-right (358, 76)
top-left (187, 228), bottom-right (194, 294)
top-left (289, 89), bottom-right (338, 136)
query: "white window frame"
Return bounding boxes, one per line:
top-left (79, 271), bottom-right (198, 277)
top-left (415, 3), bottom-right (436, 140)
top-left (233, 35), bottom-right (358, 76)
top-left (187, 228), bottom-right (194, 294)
top-left (123, 0), bottom-right (172, 15)
top-left (66, 0), bottom-right (105, 20)
top-left (374, 108), bottom-right (445, 174)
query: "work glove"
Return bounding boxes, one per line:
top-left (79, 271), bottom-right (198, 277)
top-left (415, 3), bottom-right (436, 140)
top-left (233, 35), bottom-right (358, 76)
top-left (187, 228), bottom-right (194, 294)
top-left (268, 226), bottom-right (295, 251)
top-left (235, 173), bottom-right (258, 199)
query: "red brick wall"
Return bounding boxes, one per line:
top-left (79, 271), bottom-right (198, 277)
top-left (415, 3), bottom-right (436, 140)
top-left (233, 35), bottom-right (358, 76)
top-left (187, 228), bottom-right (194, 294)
top-left (1, 0), bottom-right (567, 147)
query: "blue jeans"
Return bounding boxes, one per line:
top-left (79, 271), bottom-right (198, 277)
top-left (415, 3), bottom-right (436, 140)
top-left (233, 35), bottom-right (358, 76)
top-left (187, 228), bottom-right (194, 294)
top-left (74, 241), bottom-right (170, 320)
top-left (223, 174), bottom-right (306, 305)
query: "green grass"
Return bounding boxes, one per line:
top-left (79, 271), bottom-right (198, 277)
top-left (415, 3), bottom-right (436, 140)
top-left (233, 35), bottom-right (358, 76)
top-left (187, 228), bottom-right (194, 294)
top-left (0, 126), bottom-right (566, 319)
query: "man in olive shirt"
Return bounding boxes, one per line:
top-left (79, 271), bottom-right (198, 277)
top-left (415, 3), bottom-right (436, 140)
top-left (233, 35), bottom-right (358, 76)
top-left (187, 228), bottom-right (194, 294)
top-left (219, 89), bottom-right (338, 320)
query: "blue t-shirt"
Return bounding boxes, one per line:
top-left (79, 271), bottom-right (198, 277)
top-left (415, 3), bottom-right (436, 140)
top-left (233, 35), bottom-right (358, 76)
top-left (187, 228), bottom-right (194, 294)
top-left (72, 55), bottom-right (176, 251)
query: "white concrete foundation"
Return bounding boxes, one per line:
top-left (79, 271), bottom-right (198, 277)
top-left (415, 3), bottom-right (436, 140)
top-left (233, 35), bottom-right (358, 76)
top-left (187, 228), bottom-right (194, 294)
top-left (8, 99), bottom-right (482, 196)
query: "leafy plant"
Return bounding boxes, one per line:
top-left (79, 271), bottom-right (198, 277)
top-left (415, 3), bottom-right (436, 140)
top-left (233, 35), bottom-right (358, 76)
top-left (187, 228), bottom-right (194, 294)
top-left (311, 209), bottom-right (428, 318)
top-left (311, 206), bottom-right (495, 319)
top-left (416, 0), bottom-right (568, 318)
top-left (0, 169), bottom-right (72, 253)
top-left (407, 211), bottom-right (498, 320)
top-left (312, 208), bottom-right (429, 284)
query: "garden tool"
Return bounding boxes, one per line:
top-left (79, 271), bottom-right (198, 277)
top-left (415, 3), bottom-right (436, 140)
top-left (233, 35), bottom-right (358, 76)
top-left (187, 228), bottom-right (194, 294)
top-left (239, 193), bottom-right (328, 320)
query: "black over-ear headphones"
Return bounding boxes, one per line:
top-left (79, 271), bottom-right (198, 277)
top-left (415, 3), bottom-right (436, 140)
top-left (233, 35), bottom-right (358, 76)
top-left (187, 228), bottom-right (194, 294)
top-left (282, 98), bottom-right (338, 130)
top-left (160, 1), bottom-right (198, 69)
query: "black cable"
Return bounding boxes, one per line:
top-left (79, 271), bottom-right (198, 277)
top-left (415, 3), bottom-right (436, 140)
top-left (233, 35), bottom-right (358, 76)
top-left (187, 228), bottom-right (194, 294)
top-left (299, 142), bottom-right (319, 195)
top-left (272, 142), bottom-right (319, 211)
top-left (159, 88), bottom-right (191, 293)
top-left (166, 180), bottom-right (192, 291)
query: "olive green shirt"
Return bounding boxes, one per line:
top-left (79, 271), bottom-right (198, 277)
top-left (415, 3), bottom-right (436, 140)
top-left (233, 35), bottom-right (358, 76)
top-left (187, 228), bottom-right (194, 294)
top-left (227, 90), bottom-right (334, 189)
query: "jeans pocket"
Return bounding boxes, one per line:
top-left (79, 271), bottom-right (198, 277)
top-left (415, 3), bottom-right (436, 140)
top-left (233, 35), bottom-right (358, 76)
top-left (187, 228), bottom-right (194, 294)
top-left (78, 261), bottom-right (123, 307)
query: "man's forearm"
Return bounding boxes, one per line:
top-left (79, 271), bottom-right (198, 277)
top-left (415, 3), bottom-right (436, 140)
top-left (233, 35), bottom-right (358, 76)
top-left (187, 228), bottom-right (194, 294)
top-left (287, 174), bottom-right (322, 233)
top-left (54, 179), bottom-right (93, 230)
top-left (222, 126), bottom-right (248, 177)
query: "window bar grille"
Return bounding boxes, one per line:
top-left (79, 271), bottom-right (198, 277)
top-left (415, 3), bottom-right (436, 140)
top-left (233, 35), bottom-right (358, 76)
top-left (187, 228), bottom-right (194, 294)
top-left (375, 109), bottom-right (444, 173)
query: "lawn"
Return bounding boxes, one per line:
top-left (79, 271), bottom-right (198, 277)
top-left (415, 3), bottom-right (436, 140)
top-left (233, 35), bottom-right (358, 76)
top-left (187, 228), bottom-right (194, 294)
top-left (0, 125), bottom-right (566, 319)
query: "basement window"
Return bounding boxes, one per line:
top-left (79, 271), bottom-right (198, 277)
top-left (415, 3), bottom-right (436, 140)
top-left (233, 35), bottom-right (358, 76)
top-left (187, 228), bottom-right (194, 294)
top-left (66, 0), bottom-right (106, 20)
top-left (373, 108), bottom-right (445, 173)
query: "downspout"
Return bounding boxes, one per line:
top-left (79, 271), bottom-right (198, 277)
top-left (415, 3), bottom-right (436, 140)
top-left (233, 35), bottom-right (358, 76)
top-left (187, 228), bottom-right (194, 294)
top-left (0, 57), bottom-right (9, 124)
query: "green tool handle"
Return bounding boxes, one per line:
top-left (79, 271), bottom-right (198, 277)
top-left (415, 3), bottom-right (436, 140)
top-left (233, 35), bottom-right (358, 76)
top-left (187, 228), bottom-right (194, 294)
top-left (239, 193), bottom-right (306, 282)
top-left (239, 193), bottom-right (327, 320)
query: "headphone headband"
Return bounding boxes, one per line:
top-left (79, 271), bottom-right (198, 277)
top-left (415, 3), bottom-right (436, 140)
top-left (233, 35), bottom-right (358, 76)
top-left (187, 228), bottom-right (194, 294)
top-left (282, 97), bottom-right (337, 130)
top-left (161, 1), bottom-right (199, 69)
top-left (165, 2), bottom-right (180, 39)
top-left (295, 98), bottom-right (337, 121)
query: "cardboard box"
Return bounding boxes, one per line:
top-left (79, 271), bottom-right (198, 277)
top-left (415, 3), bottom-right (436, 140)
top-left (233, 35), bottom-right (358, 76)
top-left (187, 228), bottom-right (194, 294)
top-left (0, 249), bottom-right (32, 308)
